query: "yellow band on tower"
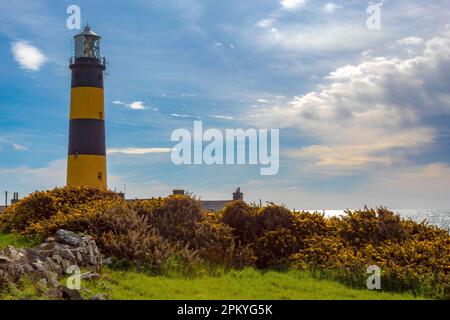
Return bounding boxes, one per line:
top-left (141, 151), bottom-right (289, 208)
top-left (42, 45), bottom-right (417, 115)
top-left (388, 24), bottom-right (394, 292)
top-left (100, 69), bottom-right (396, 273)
top-left (67, 154), bottom-right (107, 189)
top-left (70, 87), bottom-right (105, 120)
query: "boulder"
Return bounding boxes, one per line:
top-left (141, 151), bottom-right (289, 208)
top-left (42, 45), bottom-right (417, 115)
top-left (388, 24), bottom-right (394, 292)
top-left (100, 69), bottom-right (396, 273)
top-left (55, 230), bottom-right (83, 247)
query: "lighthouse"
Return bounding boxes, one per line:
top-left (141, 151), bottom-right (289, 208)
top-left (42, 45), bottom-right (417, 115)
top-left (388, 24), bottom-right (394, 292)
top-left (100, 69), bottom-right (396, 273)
top-left (67, 25), bottom-right (107, 189)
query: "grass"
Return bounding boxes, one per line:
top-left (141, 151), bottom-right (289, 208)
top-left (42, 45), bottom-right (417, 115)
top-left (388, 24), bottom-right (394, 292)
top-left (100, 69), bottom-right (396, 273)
top-left (0, 231), bottom-right (38, 249)
top-left (80, 268), bottom-right (425, 300)
top-left (0, 232), bottom-right (426, 300)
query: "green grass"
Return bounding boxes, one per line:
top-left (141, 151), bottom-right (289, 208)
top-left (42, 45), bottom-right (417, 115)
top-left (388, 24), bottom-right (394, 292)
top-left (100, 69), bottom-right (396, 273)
top-left (81, 268), bottom-right (425, 300)
top-left (0, 231), bottom-right (38, 249)
top-left (0, 232), bottom-right (426, 300)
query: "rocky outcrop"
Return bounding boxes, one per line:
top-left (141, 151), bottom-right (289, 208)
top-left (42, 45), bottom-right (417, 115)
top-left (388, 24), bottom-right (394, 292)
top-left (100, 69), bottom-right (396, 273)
top-left (36, 230), bottom-right (102, 272)
top-left (0, 230), bottom-right (102, 299)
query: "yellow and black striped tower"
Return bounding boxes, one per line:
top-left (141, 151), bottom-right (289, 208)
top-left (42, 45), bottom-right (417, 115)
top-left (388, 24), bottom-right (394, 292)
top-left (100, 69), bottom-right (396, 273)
top-left (67, 25), bottom-right (107, 189)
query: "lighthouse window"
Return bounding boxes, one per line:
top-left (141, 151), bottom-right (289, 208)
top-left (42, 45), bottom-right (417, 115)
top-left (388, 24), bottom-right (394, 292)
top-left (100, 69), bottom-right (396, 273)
top-left (98, 74), bottom-right (102, 81)
top-left (98, 172), bottom-right (103, 180)
top-left (75, 73), bottom-right (79, 79)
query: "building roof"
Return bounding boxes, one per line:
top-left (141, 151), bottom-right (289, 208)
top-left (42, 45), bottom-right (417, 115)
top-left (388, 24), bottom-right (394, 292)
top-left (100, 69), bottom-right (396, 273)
top-left (200, 200), bottom-right (232, 212)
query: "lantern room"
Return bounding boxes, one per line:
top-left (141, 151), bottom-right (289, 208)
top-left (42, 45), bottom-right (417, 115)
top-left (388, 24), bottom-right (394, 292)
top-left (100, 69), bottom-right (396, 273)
top-left (74, 24), bottom-right (102, 60)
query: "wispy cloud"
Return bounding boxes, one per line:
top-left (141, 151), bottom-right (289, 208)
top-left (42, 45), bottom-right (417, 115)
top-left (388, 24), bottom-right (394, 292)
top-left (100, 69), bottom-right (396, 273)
top-left (209, 115), bottom-right (235, 120)
top-left (12, 143), bottom-right (27, 151)
top-left (11, 41), bottom-right (47, 71)
top-left (280, 0), bottom-right (307, 11)
top-left (170, 113), bottom-right (201, 119)
top-left (112, 100), bottom-right (157, 111)
top-left (107, 147), bottom-right (173, 155)
top-left (323, 3), bottom-right (343, 14)
top-left (397, 37), bottom-right (424, 46)
top-left (0, 138), bottom-right (27, 152)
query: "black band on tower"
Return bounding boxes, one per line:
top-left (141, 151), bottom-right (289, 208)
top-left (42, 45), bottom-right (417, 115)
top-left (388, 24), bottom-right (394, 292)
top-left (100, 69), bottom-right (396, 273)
top-left (70, 57), bottom-right (105, 88)
top-left (68, 119), bottom-right (106, 156)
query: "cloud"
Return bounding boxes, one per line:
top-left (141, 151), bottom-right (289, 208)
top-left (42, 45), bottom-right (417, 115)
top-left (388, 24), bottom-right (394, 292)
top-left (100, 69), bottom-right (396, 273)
top-left (107, 148), bottom-right (173, 155)
top-left (257, 19), bottom-right (275, 28)
top-left (0, 138), bottom-right (27, 152)
top-left (112, 100), bottom-right (157, 111)
top-left (323, 3), bottom-right (343, 13)
top-left (170, 113), bottom-right (201, 119)
top-left (0, 159), bottom-right (65, 192)
top-left (397, 37), bottom-right (424, 46)
top-left (249, 30), bottom-right (450, 174)
top-left (280, 0), bottom-right (307, 10)
top-left (254, 22), bottom-right (387, 53)
top-left (11, 41), bottom-right (47, 71)
top-left (209, 115), bottom-right (235, 120)
top-left (12, 143), bottom-right (27, 151)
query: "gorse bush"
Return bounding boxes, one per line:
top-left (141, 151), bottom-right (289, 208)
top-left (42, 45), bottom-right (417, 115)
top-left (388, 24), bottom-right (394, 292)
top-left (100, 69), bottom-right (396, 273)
top-left (222, 201), bottom-right (259, 244)
top-left (1, 187), bottom-right (449, 299)
top-left (131, 196), bottom-right (255, 268)
top-left (0, 187), bottom-right (122, 236)
top-left (259, 204), bottom-right (294, 233)
top-left (338, 207), bottom-right (406, 246)
top-left (85, 205), bottom-right (200, 274)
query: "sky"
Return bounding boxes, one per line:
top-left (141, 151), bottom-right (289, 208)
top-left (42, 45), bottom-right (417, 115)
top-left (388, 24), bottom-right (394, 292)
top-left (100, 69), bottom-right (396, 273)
top-left (1, 0), bottom-right (450, 209)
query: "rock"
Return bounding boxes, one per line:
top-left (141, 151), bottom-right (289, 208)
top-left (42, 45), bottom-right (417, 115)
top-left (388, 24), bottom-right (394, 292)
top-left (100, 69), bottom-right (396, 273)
top-left (91, 293), bottom-right (107, 300)
top-left (103, 258), bottom-right (113, 266)
top-left (23, 263), bottom-right (34, 273)
top-left (43, 270), bottom-right (60, 288)
top-left (45, 287), bottom-right (62, 299)
top-left (80, 272), bottom-right (101, 281)
top-left (76, 250), bottom-right (83, 263)
top-left (61, 259), bottom-right (71, 273)
top-left (59, 249), bottom-right (77, 262)
top-left (55, 230), bottom-right (83, 247)
top-left (37, 242), bottom-right (55, 251)
top-left (0, 254), bottom-right (11, 264)
top-left (37, 278), bottom-right (48, 288)
top-left (31, 261), bottom-right (45, 273)
top-left (3, 246), bottom-right (26, 262)
top-left (1, 229), bottom-right (103, 298)
top-left (60, 286), bottom-right (83, 300)
top-left (45, 257), bottom-right (62, 276)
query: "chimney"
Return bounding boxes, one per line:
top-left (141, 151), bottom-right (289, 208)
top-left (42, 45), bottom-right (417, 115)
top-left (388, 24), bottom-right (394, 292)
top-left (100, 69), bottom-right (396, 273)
top-left (11, 192), bottom-right (19, 205)
top-left (233, 187), bottom-right (244, 201)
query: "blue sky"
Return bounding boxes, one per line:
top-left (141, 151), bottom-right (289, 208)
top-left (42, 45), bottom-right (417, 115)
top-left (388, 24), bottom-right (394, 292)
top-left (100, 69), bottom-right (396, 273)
top-left (1, 0), bottom-right (450, 209)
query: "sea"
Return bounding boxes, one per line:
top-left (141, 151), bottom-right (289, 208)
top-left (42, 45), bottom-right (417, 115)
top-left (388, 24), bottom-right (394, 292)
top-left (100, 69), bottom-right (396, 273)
top-left (305, 209), bottom-right (450, 231)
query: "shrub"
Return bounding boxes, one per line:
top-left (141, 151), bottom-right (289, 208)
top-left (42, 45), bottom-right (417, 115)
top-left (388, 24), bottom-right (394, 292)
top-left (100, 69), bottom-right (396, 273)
top-left (85, 205), bottom-right (200, 274)
top-left (0, 187), bottom-right (122, 236)
top-left (258, 204), bottom-right (294, 232)
top-left (221, 201), bottom-right (259, 244)
top-left (338, 207), bottom-right (406, 246)
top-left (292, 211), bottom-right (331, 241)
top-left (26, 197), bottom-right (124, 238)
top-left (254, 228), bottom-right (300, 268)
top-left (138, 195), bottom-right (203, 243)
